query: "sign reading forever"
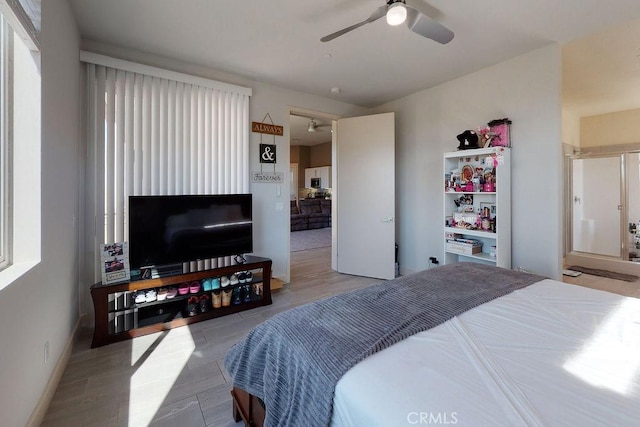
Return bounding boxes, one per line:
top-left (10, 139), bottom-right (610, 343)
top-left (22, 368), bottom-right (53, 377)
top-left (252, 172), bottom-right (284, 183)
top-left (252, 121), bottom-right (283, 136)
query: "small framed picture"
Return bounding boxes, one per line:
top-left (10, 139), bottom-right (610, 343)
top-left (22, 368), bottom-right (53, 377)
top-left (100, 242), bottom-right (131, 285)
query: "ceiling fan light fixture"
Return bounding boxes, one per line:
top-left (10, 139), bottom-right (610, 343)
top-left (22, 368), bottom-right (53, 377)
top-left (386, 2), bottom-right (407, 26)
top-left (308, 120), bottom-right (318, 132)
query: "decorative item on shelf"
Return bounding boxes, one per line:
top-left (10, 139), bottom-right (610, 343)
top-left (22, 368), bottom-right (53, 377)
top-left (456, 130), bottom-right (479, 150)
top-left (487, 118), bottom-right (512, 147)
top-left (480, 203), bottom-right (496, 218)
top-left (477, 126), bottom-right (497, 148)
top-left (485, 151), bottom-right (505, 167)
top-left (453, 211), bottom-right (478, 229)
top-left (454, 195), bottom-right (474, 212)
top-left (446, 238), bottom-right (483, 255)
top-left (481, 216), bottom-right (491, 231)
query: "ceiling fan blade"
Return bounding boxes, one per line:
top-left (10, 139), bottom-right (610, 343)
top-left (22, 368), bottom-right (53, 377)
top-left (405, 5), bottom-right (454, 44)
top-left (320, 5), bottom-right (387, 42)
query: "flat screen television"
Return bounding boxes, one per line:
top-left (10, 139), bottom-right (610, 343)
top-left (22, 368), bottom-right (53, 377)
top-left (128, 194), bottom-right (252, 269)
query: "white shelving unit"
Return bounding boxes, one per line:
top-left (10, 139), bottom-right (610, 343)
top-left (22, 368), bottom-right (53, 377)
top-left (443, 147), bottom-right (511, 268)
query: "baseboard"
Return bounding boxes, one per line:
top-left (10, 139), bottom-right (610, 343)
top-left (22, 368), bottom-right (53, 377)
top-left (26, 314), bottom-right (83, 427)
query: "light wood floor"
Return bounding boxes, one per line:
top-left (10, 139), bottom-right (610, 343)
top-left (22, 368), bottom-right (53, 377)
top-left (42, 247), bottom-right (381, 427)
top-left (42, 250), bottom-right (639, 426)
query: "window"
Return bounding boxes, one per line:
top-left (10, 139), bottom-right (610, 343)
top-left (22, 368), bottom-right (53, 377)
top-left (82, 55), bottom-right (251, 278)
top-left (0, 15), bottom-right (12, 270)
top-left (0, 1), bottom-right (40, 280)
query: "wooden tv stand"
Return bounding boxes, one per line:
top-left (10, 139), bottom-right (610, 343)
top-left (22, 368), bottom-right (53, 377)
top-left (90, 256), bottom-right (272, 348)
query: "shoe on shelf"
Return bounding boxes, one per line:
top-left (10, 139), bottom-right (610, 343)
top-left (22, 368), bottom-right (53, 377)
top-left (252, 283), bottom-right (263, 298)
top-left (187, 296), bottom-right (199, 316)
top-left (199, 294), bottom-right (210, 313)
top-left (189, 281), bottom-right (201, 294)
top-left (230, 274), bottom-right (239, 286)
top-left (145, 289), bottom-right (157, 303)
top-left (222, 289), bottom-right (233, 307)
top-left (166, 287), bottom-right (178, 299)
top-left (221, 276), bottom-right (230, 288)
top-left (202, 278), bottom-right (212, 292)
top-left (178, 283), bottom-right (189, 295)
top-left (211, 277), bottom-right (221, 290)
top-left (211, 290), bottom-right (222, 308)
top-left (232, 287), bottom-right (242, 305)
top-left (134, 291), bottom-right (146, 304)
top-left (245, 271), bottom-right (253, 283)
top-left (157, 288), bottom-right (168, 301)
top-left (243, 285), bottom-right (251, 303)
top-left (238, 272), bottom-right (246, 284)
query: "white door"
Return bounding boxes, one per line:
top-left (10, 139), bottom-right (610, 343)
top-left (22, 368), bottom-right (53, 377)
top-left (336, 112), bottom-right (395, 279)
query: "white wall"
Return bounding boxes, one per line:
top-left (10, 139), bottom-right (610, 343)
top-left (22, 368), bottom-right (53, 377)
top-left (562, 108), bottom-right (581, 148)
top-left (375, 45), bottom-right (563, 279)
top-left (580, 108), bottom-right (640, 147)
top-left (0, 0), bottom-right (81, 425)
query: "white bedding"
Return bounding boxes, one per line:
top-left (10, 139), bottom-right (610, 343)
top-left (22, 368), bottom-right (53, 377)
top-left (331, 279), bottom-right (640, 426)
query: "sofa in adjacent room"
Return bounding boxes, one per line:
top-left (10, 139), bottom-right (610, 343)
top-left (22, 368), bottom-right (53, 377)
top-left (290, 200), bottom-right (308, 231)
top-left (290, 199), bottom-right (331, 231)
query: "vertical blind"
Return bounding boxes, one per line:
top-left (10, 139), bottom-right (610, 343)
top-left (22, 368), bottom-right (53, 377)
top-left (84, 58), bottom-right (251, 281)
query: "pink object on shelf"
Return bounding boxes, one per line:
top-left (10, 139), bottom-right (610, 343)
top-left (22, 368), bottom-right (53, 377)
top-left (483, 182), bottom-right (495, 192)
top-left (189, 281), bottom-right (201, 294)
top-left (178, 283), bottom-right (189, 295)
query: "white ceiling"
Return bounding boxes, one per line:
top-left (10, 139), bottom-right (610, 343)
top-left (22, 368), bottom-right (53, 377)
top-left (69, 0), bottom-right (640, 118)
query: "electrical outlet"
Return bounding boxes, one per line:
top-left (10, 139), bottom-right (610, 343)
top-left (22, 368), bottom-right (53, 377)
top-left (44, 341), bottom-right (50, 364)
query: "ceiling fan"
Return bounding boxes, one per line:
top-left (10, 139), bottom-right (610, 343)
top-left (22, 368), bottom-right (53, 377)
top-left (320, 0), bottom-right (454, 44)
top-left (307, 119), bottom-right (330, 132)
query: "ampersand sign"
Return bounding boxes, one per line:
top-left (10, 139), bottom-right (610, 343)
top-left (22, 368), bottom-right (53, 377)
top-left (259, 144), bottom-right (276, 164)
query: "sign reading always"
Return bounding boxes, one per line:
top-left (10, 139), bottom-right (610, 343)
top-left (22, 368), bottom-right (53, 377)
top-left (260, 144), bottom-right (276, 164)
top-left (252, 172), bottom-right (284, 183)
top-left (252, 121), bottom-right (283, 136)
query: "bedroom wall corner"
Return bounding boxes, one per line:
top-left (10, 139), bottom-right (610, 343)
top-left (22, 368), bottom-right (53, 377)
top-left (375, 44), bottom-right (563, 279)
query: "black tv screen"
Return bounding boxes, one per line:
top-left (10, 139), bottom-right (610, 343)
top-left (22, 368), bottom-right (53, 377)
top-left (128, 194), bottom-right (252, 269)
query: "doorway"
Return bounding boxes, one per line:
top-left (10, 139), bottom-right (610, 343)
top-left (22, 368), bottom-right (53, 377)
top-left (286, 108), bottom-right (396, 283)
top-left (288, 110), bottom-right (338, 280)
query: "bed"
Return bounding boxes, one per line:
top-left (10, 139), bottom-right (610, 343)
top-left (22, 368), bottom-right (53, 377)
top-left (224, 263), bottom-right (640, 427)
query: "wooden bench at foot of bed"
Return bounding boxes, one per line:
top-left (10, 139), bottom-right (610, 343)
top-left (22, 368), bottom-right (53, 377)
top-left (231, 387), bottom-right (266, 427)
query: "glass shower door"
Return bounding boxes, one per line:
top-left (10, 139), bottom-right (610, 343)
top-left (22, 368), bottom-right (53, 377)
top-left (626, 153), bottom-right (640, 261)
top-left (571, 155), bottom-right (623, 258)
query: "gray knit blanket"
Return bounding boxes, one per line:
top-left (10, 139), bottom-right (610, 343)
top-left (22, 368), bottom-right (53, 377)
top-left (224, 263), bottom-right (544, 427)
